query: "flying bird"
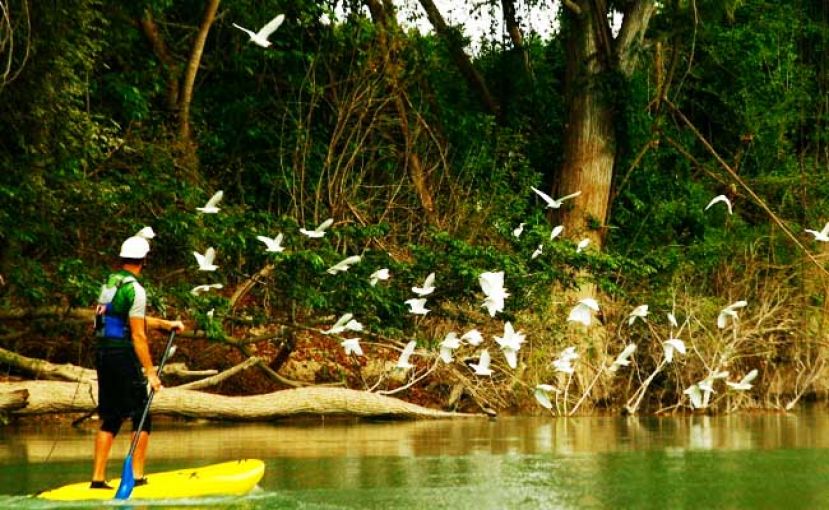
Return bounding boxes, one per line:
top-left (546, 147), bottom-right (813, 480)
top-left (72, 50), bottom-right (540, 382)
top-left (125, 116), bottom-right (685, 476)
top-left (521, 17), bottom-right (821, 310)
top-left (534, 384), bottom-right (557, 410)
top-left (256, 233), bottom-right (285, 253)
top-left (705, 194), bottom-right (733, 215)
top-left (232, 14), bottom-right (285, 48)
top-left (196, 191), bottom-right (223, 214)
top-left (512, 223), bottom-right (526, 238)
top-left (608, 343), bottom-right (637, 373)
top-left (479, 271), bottom-right (509, 317)
top-left (531, 244), bottom-right (543, 259)
top-left (412, 272), bottom-right (436, 296)
top-left (684, 384), bottom-right (704, 409)
top-left (369, 268), bottom-right (390, 286)
top-left (494, 322), bottom-right (525, 369)
top-left (576, 238), bottom-right (590, 253)
top-left (530, 187), bottom-right (582, 209)
top-left (341, 338), bottom-right (363, 356)
top-left (190, 283), bottom-right (223, 296)
top-left (717, 300), bottom-right (747, 329)
top-left (193, 247), bottom-right (218, 271)
top-left (324, 313), bottom-right (363, 335)
top-left (439, 332), bottom-right (461, 363)
top-left (805, 222), bottom-right (829, 242)
top-left (135, 226), bottom-right (155, 240)
top-left (550, 225), bottom-right (564, 240)
top-left (326, 255), bottom-right (361, 274)
top-left (404, 298), bottom-right (430, 315)
top-left (667, 312), bottom-right (679, 329)
top-left (726, 369), bottom-right (758, 391)
top-left (461, 329), bottom-right (484, 346)
top-left (663, 338), bottom-right (686, 363)
top-left (299, 218), bottom-right (334, 238)
top-left (567, 298), bottom-right (599, 327)
top-left (628, 304), bottom-right (649, 325)
top-left (469, 349), bottom-right (493, 376)
top-left (396, 340), bottom-right (417, 369)
top-left (552, 346), bottom-right (578, 374)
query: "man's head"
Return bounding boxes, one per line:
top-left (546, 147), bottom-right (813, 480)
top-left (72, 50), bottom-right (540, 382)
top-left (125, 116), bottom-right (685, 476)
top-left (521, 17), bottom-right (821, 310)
top-left (119, 236), bottom-right (150, 266)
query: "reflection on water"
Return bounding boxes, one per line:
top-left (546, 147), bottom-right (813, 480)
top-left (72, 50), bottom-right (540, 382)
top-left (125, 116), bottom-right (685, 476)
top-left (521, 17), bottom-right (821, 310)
top-left (1, 409), bottom-right (829, 509)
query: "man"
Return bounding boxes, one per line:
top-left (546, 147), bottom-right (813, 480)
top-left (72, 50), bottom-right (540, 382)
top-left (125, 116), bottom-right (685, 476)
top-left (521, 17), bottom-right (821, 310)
top-left (91, 234), bottom-right (184, 489)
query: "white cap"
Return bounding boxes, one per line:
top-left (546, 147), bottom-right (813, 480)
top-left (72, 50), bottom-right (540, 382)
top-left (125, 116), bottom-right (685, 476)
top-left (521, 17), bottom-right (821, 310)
top-left (119, 236), bottom-right (150, 259)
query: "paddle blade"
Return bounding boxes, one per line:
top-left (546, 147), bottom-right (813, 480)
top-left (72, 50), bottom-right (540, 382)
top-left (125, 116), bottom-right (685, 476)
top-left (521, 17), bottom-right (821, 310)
top-left (114, 454), bottom-right (135, 500)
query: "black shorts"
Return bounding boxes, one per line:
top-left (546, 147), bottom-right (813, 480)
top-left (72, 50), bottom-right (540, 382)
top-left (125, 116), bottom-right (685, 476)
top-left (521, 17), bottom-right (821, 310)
top-left (94, 346), bottom-right (151, 435)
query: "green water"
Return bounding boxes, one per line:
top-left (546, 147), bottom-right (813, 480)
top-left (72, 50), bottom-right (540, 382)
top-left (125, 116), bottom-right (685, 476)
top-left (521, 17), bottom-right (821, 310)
top-left (1, 411), bottom-right (829, 509)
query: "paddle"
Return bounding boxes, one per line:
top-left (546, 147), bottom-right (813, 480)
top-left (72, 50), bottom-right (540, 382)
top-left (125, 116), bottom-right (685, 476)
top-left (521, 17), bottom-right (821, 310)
top-left (114, 330), bottom-right (177, 500)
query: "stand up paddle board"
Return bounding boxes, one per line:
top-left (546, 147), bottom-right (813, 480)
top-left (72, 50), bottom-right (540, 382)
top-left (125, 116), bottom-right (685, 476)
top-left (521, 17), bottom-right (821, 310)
top-left (37, 459), bottom-right (265, 501)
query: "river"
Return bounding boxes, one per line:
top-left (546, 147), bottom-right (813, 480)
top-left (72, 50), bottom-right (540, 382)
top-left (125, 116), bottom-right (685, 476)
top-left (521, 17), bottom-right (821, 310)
top-left (1, 409), bottom-right (829, 509)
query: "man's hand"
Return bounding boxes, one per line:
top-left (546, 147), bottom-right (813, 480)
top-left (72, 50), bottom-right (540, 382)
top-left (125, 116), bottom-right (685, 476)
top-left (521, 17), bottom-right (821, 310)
top-left (167, 320), bottom-right (185, 332)
top-left (148, 372), bottom-right (162, 392)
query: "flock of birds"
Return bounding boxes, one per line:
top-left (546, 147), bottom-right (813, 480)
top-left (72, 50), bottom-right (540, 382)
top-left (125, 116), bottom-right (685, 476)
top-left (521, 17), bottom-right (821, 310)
top-left (135, 12), bottom-right (829, 412)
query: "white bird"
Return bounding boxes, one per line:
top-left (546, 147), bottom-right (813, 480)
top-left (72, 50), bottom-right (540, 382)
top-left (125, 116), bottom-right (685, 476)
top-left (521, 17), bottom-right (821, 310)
top-left (396, 340), bottom-right (417, 369)
top-left (705, 194), bottom-right (733, 215)
top-left (684, 384), bottom-right (704, 409)
top-left (327, 255), bottom-right (362, 274)
top-left (479, 271), bottom-right (509, 317)
top-left (717, 300), bottom-right (748, 329)
top-left (576, 238), bottom-right (590, 253)
top-left (699, 371), bottom-right (730, 394)
top-left (567, 298), bottom-right (599, 327)
top-left (232, 14), bottom-right (285, 48)
top-left (552, 346), bottom-right (578, 374)
top-left (369, 268), bottom-right (390, 286)
top-left (193, 247), bottom-right (218, 271)
top-left (512, 223), bottom-right (526, 238)
top-left (495, 322), bottom-right (525, 370)
top-left (461, 329), bottom-right (484, 346)
top-left (469, 349), bottom-right (493, 376)
top-left (662, 338), bottom-right (686, 363)
top-left (628, 304), bottom-right (649, 325)
top-left (412, 272), bottom-right (436, 296)
top-left (196, 191), bottom-right (223, 213)
top-left (667, 312), bottom-right (679, 329)
top-left (299, 218), bottom-right (334, 238)
top-left (206, 308), bottom-right (214, 319)
top-left (550, 225), bottom-right (564, 240)
top-left (324, 313), bottom-right (363, 335)
top-left (531, 244), bottom-right (543, 259)
top-left (609, 343), bottom-right (637, 373)
top-left (530, 186), bottom-right (582, 209)
top-left (135, 226), bottom-right (156, 240)
top-left (534, 384), bottom-right (557, 410)
top-left (256, 233), bottom-right (285, 253)
top-left (439, 332), bottom-right (461, 363)
top-left (726, 369), bottom-right (758, 391)
top-left (341, 338), bottom-right (363, 356)
top-left (805, 222), bottom-right (829, 242)
top-left (190, 283), bottom-right (223, 296)
top-left (404, 298), bottom-right (430, 315)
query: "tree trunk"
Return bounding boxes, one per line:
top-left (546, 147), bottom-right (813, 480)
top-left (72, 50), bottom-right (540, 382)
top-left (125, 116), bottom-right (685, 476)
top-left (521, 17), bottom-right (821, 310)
top-left (138, 9), bottom-right (181, 111)
top-left (1, 381), bottom-right (481, 420)
top-left (501, 0), bottom-right (531, 77)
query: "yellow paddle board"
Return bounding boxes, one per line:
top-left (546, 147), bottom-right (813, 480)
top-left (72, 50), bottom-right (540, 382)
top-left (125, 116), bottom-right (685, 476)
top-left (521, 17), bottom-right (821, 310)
top-left (37, 459), bottom-right (265, 501)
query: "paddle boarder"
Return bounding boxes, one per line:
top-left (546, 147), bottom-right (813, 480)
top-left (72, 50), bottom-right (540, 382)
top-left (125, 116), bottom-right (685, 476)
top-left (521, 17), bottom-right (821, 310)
top-left (90, 234), bottom-right (184, 489)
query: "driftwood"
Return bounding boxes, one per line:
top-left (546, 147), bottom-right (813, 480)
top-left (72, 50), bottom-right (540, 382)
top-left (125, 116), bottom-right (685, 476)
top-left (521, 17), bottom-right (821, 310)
top-left (0, 380), bottom-right (480, 420)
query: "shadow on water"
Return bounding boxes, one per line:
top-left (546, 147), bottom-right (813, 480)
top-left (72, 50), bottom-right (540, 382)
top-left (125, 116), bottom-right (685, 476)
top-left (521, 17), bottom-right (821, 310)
top-left (2, 408), bottom-right (829, 509)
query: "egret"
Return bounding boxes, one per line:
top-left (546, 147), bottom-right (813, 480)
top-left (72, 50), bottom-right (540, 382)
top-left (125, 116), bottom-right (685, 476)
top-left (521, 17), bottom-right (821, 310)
top-left (662, 338), bottom-right (686, 363)
top-left (439, 332), bottom-right (461, 363)
top-left (805, 222), bottom-right (829, 242)
top-left (190, 283), bottom-right (223, 296)
top-left (512, 223), bottom-right (526, 238)
top-left (628, 304), bottom-right (649, 325)
top-left (530, 186), bottom-right (582, 209)
top-left (493, 322), bottom-right (526, 370)
top-left (461, 329), bottom-right (484, 346)
top-left (196, 191), bottom-right (223, 213)
top-left (550, 225), bottom-right (564, 240)
top-left (369, 268), bottom-right (390, 286)
top-left (479, 271), bottom-right (509, 317)
top-left (404, 298), bottom-right (429, 315)
top-left (135, 226), bottom-right (155, 240)
top-left (717, 300), bottom-right (747, 329)
top-left (567, 298), bottom-right (599, 327)
top-left (232, 14), bottom-right (285, 48)
top-left (412, 272), bottom-right (436, 296)
top-left (534, 384), bottom-right (557, 410)
top-left (324, 313), bottom-right (363, 335)
top-left (705, 194), bottom-right (733, 215)
top-left (256, 233), bottom-right (285, 253)
top-left (206, 308), bottom-right (214, 319)
top-left (396, 340), bottom-right (417, 369)
top-left (552, 346), bottom-right (578, 374)
top-left (576, 238), bottom-right (590, 253)
top-left (609, 343), bottom-right (637, 373)
top-left (469, 349), bottom-right (493, 376)
top-left (683, 384), bottom-right (704, 409)
top-left (726, 369), bottom-right (758, 391)
top-left (667, 312), bottom-right (679, 329)
top-left (299, 218), bottom-right (334, 238)
top-left (326, 255), bottom-right (361, 274)
top-left (341, 338), bottom-right (363, 356)
top-left (193, 247), bottom-right (218, 271)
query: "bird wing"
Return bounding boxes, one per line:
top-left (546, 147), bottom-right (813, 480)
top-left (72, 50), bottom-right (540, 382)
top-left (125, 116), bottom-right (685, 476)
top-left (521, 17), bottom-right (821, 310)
top-left (705, 194), bottom-right (732, 213)
top-left (820, 222), bottom-right (829, 236)
top-left (257, 13), bottom-right (285, 39)
top-left (256, 236), bottom-right (275, 249)
top-left (193, 251), bottom-right (206, 268)
top-left (315, 218), bottom-right (334, 233)
top-left (550, 225), bottom-right (564, 239)
top-left (422, 272), bottom-right (435, 289)
top-left (741, 369), bottom-right (758, 385)
top-left (557, 190), bottom-right (582, 202)
top-left (204, 247), bottom-right (216, 265)
top-left (477, 349), bottom-right (491, 369)
top-left (534, 387), bottom-right (553, 409)
top-left (204, 191), bottom-right (223, 209)
top-left (232, 23), bottom-right (256, 38)
top-left (400, 340), bottom-right (416, 360)
top-left (530, 186), bottom-right (555, 207)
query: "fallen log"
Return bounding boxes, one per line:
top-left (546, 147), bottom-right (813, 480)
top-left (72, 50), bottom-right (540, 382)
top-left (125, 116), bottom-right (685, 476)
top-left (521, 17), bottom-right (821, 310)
top-left (1, 381), bottom-right (482, 420)
top-left (0, 344), bottom-right (96, 382)
top-left (0, 388), bottom-right (28, 410)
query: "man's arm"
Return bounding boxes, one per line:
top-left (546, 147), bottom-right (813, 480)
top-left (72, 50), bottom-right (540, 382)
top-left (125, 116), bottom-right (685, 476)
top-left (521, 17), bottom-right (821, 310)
top-left (130, 317), bottom-right (162, 391)
top-left (145, 316), bottom-right (185, 332)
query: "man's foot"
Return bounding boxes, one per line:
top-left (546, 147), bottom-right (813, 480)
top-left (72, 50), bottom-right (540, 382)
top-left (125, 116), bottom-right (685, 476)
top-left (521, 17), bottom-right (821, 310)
top-left (134, 477), bottom-right (148, 487)
top-left (89, 480), bottom-right (113, 489)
